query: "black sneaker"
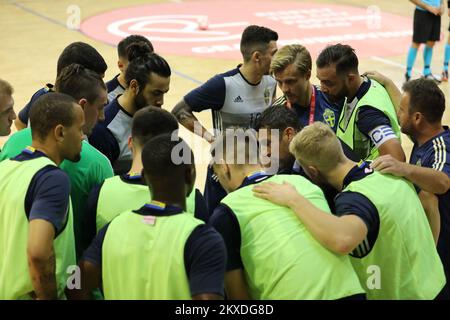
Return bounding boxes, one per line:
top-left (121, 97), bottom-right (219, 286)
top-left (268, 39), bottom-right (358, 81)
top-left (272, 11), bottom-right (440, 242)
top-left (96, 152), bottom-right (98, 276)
top-left (423, 73), bottom-right (442, 84)
top-left (404, 72), bottom-right (411, 84)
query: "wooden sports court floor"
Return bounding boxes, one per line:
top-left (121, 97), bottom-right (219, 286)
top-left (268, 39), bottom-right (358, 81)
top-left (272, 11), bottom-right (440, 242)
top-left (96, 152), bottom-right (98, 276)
top-left (1, 0), bottom-right (449, 190)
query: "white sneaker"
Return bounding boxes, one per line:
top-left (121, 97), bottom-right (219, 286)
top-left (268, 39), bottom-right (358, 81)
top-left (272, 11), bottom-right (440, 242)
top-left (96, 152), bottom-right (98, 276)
top-left (422, 73), bottom-right (442, 84)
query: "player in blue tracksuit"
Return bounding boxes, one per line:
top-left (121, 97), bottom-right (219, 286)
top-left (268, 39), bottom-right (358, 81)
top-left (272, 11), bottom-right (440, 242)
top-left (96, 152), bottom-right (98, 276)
top-left (372, 78), bottom-right (450, 299)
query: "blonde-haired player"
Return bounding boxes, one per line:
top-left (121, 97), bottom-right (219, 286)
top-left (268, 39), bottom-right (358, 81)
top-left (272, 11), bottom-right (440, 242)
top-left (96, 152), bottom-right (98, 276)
top-left (253, 122), bottom-right (445, 299)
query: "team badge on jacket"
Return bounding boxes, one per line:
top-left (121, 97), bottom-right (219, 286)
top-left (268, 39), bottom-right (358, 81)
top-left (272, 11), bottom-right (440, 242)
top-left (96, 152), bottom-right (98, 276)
top-left (323, 108), bottom-right (336, 128)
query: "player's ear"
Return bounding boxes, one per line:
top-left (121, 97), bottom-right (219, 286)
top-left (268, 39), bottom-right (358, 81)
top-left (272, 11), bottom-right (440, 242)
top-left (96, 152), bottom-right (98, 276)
top-left (252, 50), bottom-right (261, 63)
top-left (129, 79), bottom-right (139, 95)
top-left (284, 127), bottom-right (296, 142)
top-left (307, 165), bottom-right (320, 179)
top-left (414, 111), bottom-right (423, 125)
top-left (77, 98), bottom-right (88, 110)
top-left (54, 124), bottom-right (65, 142)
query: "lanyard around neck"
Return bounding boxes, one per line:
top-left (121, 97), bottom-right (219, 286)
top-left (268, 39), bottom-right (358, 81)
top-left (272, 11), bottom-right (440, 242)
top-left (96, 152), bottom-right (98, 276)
top-left (286, 85), bottom-right (316, 125)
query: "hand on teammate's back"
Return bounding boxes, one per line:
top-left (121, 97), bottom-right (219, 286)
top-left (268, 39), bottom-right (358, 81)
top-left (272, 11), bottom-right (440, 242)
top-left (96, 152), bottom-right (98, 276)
top-left (362, 70), bottom-right (389, 86)
top-left (370, 154), bottom-right (408, 177)
top-left (253, 181), bottom-right (300, 208)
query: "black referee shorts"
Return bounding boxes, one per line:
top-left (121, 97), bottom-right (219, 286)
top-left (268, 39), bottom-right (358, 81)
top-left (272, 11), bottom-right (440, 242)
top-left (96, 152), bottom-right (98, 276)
top-left (413, 8), bottom-right (441, 43)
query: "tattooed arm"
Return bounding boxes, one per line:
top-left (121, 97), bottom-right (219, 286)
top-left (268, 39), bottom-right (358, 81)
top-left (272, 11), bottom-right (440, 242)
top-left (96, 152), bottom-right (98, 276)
top-left (27, 219), bottom-right (57, 300)
top-left (172, 99), bottom-right (216, 143)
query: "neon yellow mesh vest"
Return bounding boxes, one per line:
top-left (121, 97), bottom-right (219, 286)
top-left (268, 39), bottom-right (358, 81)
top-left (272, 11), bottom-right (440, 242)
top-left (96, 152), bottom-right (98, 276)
top-left (96, 175), bottom-right (197, 232)
top-left (102, 210), bottom-right (203, 299)
top-left (343, 170), bottom-right (445, 299)
top-left (0, 157), bottom-right (75, 299)
top-left (337, 80), bottom-right (401, 160)
top-left (221, 174), bottom-right (365, 300)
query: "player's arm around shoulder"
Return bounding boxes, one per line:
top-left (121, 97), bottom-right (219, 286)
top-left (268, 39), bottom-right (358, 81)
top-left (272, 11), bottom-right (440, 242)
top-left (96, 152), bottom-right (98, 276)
top-left (252, 181), bottom-right (368, 255)
top-left (371, 154), bottom-right (449, 195)
top-left (363, 71), bottom-right (401, 114)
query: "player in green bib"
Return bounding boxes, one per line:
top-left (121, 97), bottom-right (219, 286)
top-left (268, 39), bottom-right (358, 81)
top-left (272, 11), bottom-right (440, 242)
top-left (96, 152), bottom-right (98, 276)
top-left (209, 129), bottom-right (365, 300)
top-left (0, 64), bottom-right (113, 260)
top-left (67, 135), bottom-right (226, 300)
top-left (84, 107), bottom-right (208, 247)
top-left (254, 122), bottom-right (445, 299)
top-left (0, 93), bottom-right (84, 299)
top-left (316, 44), bottom-right (405, 162)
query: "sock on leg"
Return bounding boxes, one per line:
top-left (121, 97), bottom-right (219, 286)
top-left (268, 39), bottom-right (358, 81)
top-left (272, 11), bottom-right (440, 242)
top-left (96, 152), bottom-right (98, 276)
top-left (406, 46), bottom-right (418, 77)
top-left (423, 45), bottom-right (433, 75)
top-left (444, 44), bottom-right (450, 71)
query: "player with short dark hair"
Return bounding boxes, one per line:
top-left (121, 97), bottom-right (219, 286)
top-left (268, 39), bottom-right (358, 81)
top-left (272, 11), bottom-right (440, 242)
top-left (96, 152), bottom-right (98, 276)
top-left (240, 25), bottom-right (279, 63)
top-left (172, 24), bottom-right (279, 215)
top-left (372, 78), bottom-right (450, 299)
top-left (255, 105), bottom-right (303, 174)
top-left (84, 107), bottom-right (208, 247)
top-left (402, 77), bottom-right (446, 122)
top-left (68, 134), bottom-right (226, 300)
top-left (255, 105), bottom-right (359, 211)
top-left (55, 64), bottom-right (107, 136)
top-left (15, 42), bottom-right (107, 130)
top-left (0, 92), bottom-right (84, 299)
top-left (316, 44), bottom-right (405, 162)
top-left (106, 35), bottom-right (154, 102)
top-left (0, 65), bottom-right (113, 260)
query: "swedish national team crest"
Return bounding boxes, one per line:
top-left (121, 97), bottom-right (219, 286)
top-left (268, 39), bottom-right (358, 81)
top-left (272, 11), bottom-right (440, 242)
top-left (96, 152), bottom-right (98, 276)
top-left (323, 108), bottom-right (336, 128)
top-left (264, 87), bottom-right (270, 105)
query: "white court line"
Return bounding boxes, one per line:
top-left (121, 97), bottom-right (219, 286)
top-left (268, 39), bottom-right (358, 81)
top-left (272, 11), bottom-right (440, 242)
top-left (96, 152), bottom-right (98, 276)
top-left (370, 56), bottom-right (421, 75)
